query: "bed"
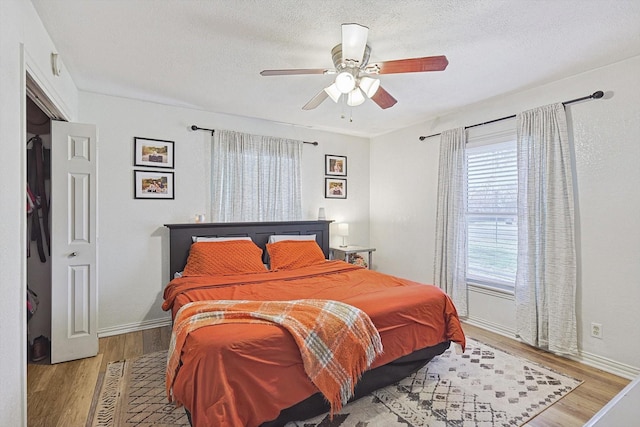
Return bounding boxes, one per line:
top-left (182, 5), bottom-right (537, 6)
top-left (163, 220), bottom-right (466, 427)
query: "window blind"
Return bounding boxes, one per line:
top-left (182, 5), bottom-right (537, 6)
top-left (466, 140), bottom-right (518, 290)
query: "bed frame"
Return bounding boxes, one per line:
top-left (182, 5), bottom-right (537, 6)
top-left (163, 220), bottom-right (450, 426)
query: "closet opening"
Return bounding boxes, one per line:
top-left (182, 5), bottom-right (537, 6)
top-left (25, 72), bottom-right (63, 365)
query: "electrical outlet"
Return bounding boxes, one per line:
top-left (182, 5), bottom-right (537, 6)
top-left (591, 322), bottom-right (603, 339)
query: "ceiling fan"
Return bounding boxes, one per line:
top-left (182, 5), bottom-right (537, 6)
top-left (260, 23), bottom-right (448, 110)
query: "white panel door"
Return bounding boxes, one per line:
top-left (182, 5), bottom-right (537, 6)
top-left (50, 121), bottom-right (98, 363)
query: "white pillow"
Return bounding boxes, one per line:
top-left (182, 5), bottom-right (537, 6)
top-left (267, 234), bottom-right (316, 244)
top-left (192, 236), bottom-right (253, 242)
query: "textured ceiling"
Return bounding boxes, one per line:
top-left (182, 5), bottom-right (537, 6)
top-left (31, 0), bottom-right (640, 138)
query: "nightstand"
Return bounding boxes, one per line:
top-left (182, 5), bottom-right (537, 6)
top-left (329, 245), bottom-right (376, 269)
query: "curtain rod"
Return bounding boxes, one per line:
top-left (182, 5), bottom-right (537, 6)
top-left (190, 125), bottom-right (319, 145)
top-left (418, 90), bottom-right (604, 141)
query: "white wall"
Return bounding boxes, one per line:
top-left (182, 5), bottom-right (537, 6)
top-left (370, 55), bottom-right (640, 377)
top-left (78, 92), bottom-right (370, 333)
top-left (0, 1), bottom-right (79, 425)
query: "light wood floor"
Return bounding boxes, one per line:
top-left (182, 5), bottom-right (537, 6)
top-left (26, 323), bottom-right (629, 426)
top-left (27, 327), bottom-right (171, 427)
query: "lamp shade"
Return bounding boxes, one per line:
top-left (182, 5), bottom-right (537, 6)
top-left (335, 71), bottom-right (356, 94)
top-left (359, 76), bottom-right (380, 98)
top-left (347, 87), bottom-right (365, 106)
top-left (337, 223), bottom-right (349, 236)
top-left (324, 83), bottom-right (342, 103)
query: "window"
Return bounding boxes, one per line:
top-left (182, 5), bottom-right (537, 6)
top-left (466, 125), bottom-right (517, 292)
top-left (211, 130), bottom-right (302, 222)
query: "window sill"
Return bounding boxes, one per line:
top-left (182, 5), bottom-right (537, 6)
top-left (468, 282), bottom-right (515, 300)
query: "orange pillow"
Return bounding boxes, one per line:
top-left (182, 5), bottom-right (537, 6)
top-left (267, 240), bottom-right (326, 271)
top-left (182, 240), bottom-right (265, 276)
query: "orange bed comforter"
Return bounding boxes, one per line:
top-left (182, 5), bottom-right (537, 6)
top-left (162, 261), bottom-right (466, 427)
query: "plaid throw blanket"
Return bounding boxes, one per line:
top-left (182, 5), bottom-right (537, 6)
top-left (166, 299), bottom-right (384, 413)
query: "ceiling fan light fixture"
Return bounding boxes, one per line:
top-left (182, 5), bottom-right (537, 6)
top-left (359, 76), bottom-right (380, 98)
top-left (347, 87), bottom-right (365, 107)
top-left (324, 83), bottom-right (342, 103)
top-left (335, 71), bottom-right (356, 94)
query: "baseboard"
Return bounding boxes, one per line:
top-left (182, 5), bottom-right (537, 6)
top-left (463, 316), bottom-right (516, 339)
top-left (97, 317), bottom-right (172, 338)
top-left (572, 350), bottom-right (640, 380)
top-left (463, 319), bottom-right (639, 380)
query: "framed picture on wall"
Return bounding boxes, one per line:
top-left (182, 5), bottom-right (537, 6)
top-left (134, 170), bottom-right (175, 199)
top-left (134, 137), bottom-right (175, 168)
top-left (325, 154), bottom-right (347, 176)
top-left (325, 178), bottom-right (347, 199)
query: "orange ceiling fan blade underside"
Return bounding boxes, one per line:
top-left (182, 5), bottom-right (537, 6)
top-left (372, 55), bottom-right (449, 74)
top-left (370, 86), bottom-right (397, 109)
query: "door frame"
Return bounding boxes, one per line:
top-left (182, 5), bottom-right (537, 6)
top-left (18, 42), bottom-right (77, 427)
top-left (24, 69), bottom-right (99, 364)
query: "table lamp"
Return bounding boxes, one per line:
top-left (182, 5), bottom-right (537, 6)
top-left (337, 223), bottom-right (349, 247)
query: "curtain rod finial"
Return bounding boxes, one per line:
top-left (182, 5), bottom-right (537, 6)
top-left (191, 125), bottom-right (215, 135)
top-left (592, 90), bottom-right (604, 99)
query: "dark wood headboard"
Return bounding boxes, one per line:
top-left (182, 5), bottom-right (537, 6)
top-left (164, 220), bottom-right (333, 277)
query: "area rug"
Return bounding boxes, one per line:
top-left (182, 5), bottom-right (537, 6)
top-left (91, 351), bottom-right (189, 426)
top-left (91, 339), bottom-right (582, 427)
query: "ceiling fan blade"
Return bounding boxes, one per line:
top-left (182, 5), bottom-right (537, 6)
top-left (302, 89), bottom-right (329, 110)
top-left (372, 55), bottom-right (449, 74)
top-left (341, 23), bottom-right (369, 63)
top-left (370, 86), bottom-right (397, 109)
top-left (260, 68), bottom-right (329, 76)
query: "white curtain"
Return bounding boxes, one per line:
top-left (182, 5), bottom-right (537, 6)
top-left (515, 103), bottom-right (577, 355)
top-left (211, 130), bottom-right (302, 222)
top-left (434, 127), bottom-right (468, 316)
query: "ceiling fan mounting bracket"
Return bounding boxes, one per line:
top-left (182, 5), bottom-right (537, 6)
top-left (331, 44), bottom-right (371, 71)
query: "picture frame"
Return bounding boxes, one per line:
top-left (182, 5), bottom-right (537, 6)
top-left (134, 137), bottom-right (174, 168)
top-left (325, 154), bottom-right (347, 176)
top-left (134, 170), bottom-right (175, 199)
top-left (325, 178), bottom-right (347, 199)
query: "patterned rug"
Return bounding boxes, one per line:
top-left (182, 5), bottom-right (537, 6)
top-left (288, 339), bottom-right (582, 426)
top-left (91, 339), bottom-right (582, 426)
top-left (91, 351), bottom-right (189, 427)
